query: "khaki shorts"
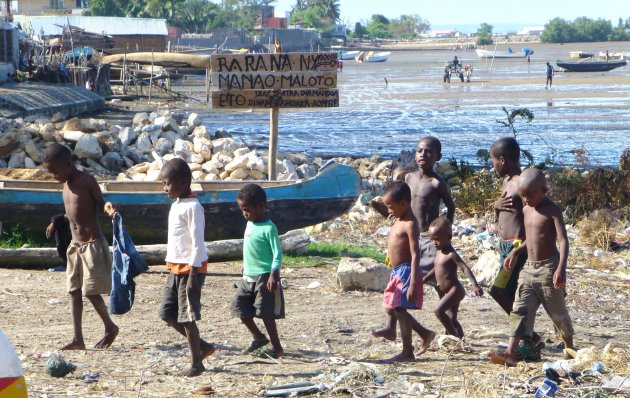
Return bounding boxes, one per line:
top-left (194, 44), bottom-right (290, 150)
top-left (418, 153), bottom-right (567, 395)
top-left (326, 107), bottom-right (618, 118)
top-left (66, 236), bottom-right (112, 295)
top-left (509, 253), bottom-right (574, 339)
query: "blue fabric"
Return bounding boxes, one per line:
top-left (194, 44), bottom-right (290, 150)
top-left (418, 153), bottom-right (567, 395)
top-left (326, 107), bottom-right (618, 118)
top-left (109, 213), bottom-right (148, 315)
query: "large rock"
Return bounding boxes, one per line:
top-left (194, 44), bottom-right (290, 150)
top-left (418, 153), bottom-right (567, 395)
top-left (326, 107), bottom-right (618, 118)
top-left (94, 131), bottom-right (121, 153)
top-left (0, 132), bottom-right (17, 157)
top-left (50, 112), bottom-right (66, 123)
top-left (118, 126), bottom-right (138, 146)
top-left (24, 140), bottom-right (44, 163)
top-left (135, 132), bottom-right (154, 154)
top-left (212, 137), bottom-right (242, 154)
top-left (101, 151), bottom-right (124, 172)
top-left (8, 150), bottom-right (26, 168)
top-left (62, 130), bottom-right (85, 142)
top-left (187, 113), bottom-right (202, 127)
top-left (154, 137), bottom-right (174, 156)
top-left (132, 112), bottom-right (151, 127)
top-left (61, 117), bottom-right (84, 132)
top-left (336, 257), bottom-right (390, 292)
top-left (74, 134), bottom-right (102, 159)
top-left (471, 251), bottom-right (500, 287)
top-left (192, 125), bottom-right (211, 140)
top-left (225, 153), bottom-right (250, 172)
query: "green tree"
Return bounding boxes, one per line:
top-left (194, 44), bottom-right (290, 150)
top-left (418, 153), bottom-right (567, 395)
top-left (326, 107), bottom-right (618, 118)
top-left (175, 0), bottom-right (223, 32)
top-left (83, 0), bottom-right (130, 17)
top-left (540, 17), bottom-right (575, 43)
top-left (572, 17), bottom-right (612, 42)
top-left (352, 21), bottom-right (367, 38)
top-left (476, 22), bottom-right (493, 45)
top-left (389, 14), bottom-right (430, 39)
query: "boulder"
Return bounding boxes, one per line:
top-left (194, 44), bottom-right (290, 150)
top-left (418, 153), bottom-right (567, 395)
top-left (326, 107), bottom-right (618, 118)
top-left (336, 257), bottom-right (390, 292)
top-left (0, 132), bottom-right (17, 157)
top-left (0, 159), bottom-right (7, 168)
top-left (192, 125), bottom-right (211, 140)
top-left (212, 137), bottom-right (242, 154)
top-left (50, 112), bottom-right (66, 123)
top-left (213, 127), bottom-right (232, 139)
top-left (248, 169), bottom-right (265, 180)
top-left (233, 147), bottom-right (250, 157)
top-left (225, 153), bottom-right (250, 172)
top-left (24, 157), bottom-right (37, 168)
top-left (101, 152), bottom-right (124, 172)
top-left (190, 153), bottom-right (205, 164)
top-left (297, 163), bottom-right (318, 179)
top-left (24, 140), bottom-right (44, 163)
top-left (74, 134), bottom-right (102, 159)
top-left (118, 126), bottom-right (138, 146)
top-left (285, 152), bottom-right (309, 165)
top-left (8, 150), bottom-right (26, 168)
top-left (229, 168), bottom-right (248, 180)
top-left (132, 112), bottom-right (151, 127)
top-left (141, 124), bottom-right (161, 133)
top-left (40, 123), bottom-right (55, 134)
top-left (187, 113), bottom-right (202, 127)
top-left (94, 131), bottom-right (121, 153)
top-left (247, 155), bottom-right (265, 172)
top-left (145, 169), bottom-right (162, 181)
top-left (135, 133), bottom-right (154, 154)
top-left (192, 170), bottom-right (205, 180)
top-left (202, 159), bottom-right (223, 174)
top-left (82, 118), bottom-right (104, 133)
top-left (61, 117), bottom-right (84, 132)
top-left (204, 173), bottom-right (219, 181)
top-left (62, 130), bottom-right (85, 142)
top-left (471, 251), bottom-right (500, 287)
top-left (154, 137), bottom-right (173, 156)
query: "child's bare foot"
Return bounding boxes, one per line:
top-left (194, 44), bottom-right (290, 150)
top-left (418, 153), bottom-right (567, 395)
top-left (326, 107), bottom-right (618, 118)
top-left (95, 325), bottom-right (119, 348)
top-left (201, 343), bottom-right (216, 360)
top-left (487, 351), bottom-right (517, 367)
top-left (372, 327), bottom-right (396, 341)
top-left (61, 340), bottom-right (86, 350)
top-left (177, 364), bottom-right (205, 377)
top-left (382, 352), bottom-right (415, 363)
top-left (273, 348), bottom-right (284, 358)
top-left (531, 333), bottom-right (542, 347)
top-left (415, 330), bottom-right (436, 356)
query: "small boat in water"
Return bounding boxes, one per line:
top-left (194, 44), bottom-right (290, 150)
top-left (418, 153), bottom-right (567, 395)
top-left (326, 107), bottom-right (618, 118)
top-left (598, 51), bottom-right (624, 60)
top-left (569, 51), bottom-right (594, 59)
top-left (556, 59), bottom-right (627, 72)
top-left (339, 50), bottom-right (361, 60)
top-left (476, 48), bottom-right (534, 58)
top-left (0, 162), bottom-right (360, 244)
top-left (356, 51), bottom-right (391, 63)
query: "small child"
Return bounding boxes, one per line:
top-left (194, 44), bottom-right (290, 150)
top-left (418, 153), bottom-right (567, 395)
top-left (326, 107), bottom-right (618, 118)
top-left (43, 143), bottom-right (119, 350)
top-left (489, 138), bottom-right (541, 347)
top-left (424, 217), bottom-right (483, 338)
top-left (378, 181), bottom-right (435, 362)
top-left (158, 158), bottom-right (214, 377)
top-left (488, 168), bottom-right (574, 366)
top-left (232, 184), bottom-right (285, 358)
top-left (373, 137), bottom-right (454, 347)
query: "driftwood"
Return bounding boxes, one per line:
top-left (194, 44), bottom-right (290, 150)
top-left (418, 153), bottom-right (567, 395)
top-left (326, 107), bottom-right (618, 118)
top-left (0, 230), bottom-right (310, 269)
top-left (101, 53), bottom-right (212, 69)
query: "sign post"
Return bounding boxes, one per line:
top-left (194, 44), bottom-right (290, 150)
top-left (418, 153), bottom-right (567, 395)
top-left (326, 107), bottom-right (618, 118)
top-left (210, 52), bottom-right (339, 180)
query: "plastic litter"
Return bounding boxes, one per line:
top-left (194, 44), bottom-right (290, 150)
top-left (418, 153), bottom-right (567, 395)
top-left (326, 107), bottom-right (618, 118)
top-left (591, 361), bottom-right (604, 374)
top-left (306, 281), bottom-right (321, 289)
top-left (535, 378), bottom-right (559, 397)
top-left (47, 266), bottom-right (66, 272)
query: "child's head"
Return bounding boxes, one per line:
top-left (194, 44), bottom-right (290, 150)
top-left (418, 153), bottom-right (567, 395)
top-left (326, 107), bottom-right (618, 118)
top-left (43, 143), bottom-right (74, 183)
top-left (237, 184), bottom-right (267, 222)
top-left (382, 180), bottom-right (411, 218)
top-left (517, 168), bottom-right (547, 207)
top-left (415, 136), bottom-right (442, 170)
top-left (490, 137), bottom-right (521, 176)
top-left (160, 158), bottom-right (192, 199)
top-left (428, 217), bottom-right (452, 250)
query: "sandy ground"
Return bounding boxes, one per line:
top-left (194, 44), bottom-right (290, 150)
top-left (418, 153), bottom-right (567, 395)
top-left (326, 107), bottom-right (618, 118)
top-left (2, 227), bottom-right (629, 398)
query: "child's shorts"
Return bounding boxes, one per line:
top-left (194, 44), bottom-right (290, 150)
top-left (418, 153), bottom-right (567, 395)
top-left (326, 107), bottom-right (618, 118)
top-left (419, 233), bottom-right (437, 287)
top-left (492, 239), bottom-right (527, 295)
top-left (66, 236), bottom-right (112, 295)
top-left (231, 273), bottom-right (285, 319)
top-left (383, 263), bottom-right (423, 310)
top-left (158, 272), bottom-right (206, 324)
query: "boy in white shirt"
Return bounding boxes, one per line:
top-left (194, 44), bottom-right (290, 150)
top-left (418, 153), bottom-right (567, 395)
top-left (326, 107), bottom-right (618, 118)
top-left (158, 158), bottom-right (214, 377)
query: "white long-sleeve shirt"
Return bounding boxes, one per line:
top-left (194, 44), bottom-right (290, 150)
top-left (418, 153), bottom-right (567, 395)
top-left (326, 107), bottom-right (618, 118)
top-left (165, 197), bottom-right (208, 267)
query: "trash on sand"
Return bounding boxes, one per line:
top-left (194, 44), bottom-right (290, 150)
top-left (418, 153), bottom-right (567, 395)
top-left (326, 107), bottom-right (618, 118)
top-left (47, 299), bottom-right (66, 306)
top-left (306, 281), bottom-right (321, 289)
top-left (82, 372), bottom-right (100, 383)
top-left (535, 378), bottom-right (559, 397)
top-left (193, 384), bottom-right (216, 395)
top-left (602, 375), bottom-right (630, 390)
top-left (44, 353), bottom-right (76, 377)
top-left (437, 334), bottom-right (470, 351)
top-left (47, 266), bottom-right (66, 272)
top-left (383, 377), bottom-right (425, 396)
top-left (591, 361), bottom-right (604, 374)
top-left (263, 381), bottom-right (324, 397)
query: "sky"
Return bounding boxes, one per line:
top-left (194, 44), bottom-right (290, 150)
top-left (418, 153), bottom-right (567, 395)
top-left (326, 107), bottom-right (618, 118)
top-left (273, 0), bottom-right (626, 29)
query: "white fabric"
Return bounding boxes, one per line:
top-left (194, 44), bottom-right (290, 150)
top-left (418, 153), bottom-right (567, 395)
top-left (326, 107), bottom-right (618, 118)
top-left (0, 329), bottom-right (23, 377)
top-left (165, 198), bottom-right (208, 267)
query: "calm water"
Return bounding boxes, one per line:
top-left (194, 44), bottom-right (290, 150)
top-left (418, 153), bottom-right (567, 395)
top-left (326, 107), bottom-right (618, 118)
top-left (201, 42), bottom-right (630, 166)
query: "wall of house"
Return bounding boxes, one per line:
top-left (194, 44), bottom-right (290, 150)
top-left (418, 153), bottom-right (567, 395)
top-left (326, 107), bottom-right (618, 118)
top-left (16, 0), bottom-right (82, 16)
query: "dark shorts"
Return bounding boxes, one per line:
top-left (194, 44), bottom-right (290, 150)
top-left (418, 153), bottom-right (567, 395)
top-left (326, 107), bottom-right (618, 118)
top-left (231, 273), bottom-right (285, 320)
top-left (492, 239), bottom-right (527, 297)
top-left (158, 272), bottom-right (206, 324)
top-left (419, 233), bottom-right (438, 287)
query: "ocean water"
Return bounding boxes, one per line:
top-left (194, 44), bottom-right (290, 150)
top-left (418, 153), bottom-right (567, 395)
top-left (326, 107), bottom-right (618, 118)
top-left (201, 43), bottom-right (630, 166)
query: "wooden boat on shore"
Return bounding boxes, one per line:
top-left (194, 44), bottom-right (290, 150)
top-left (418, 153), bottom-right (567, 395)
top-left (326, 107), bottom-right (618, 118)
top-left (0, 162), bottom-right (360, 245)
top-left (556, 59), bottom-right (627, 72)
top-left (476, 48), bottom-right (534, 58)
top-left (569, 51), bottom-right (594, 59)
top-left (355, 51), bottom-right (391, 63)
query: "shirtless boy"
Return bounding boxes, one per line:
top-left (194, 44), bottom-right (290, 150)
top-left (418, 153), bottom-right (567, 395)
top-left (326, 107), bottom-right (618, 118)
top-left (377, 181), bottom-right (435, 362)
top-left (43, 143), bottom-right (118, 350)
top-left (424, 217), bottom-right (483, 338)
top-left (489, 138), bottom-right (541, 347)
top-left (488, 168), bottom-right (575, 366)
top-left (373, 137), bottom-right (454, 349)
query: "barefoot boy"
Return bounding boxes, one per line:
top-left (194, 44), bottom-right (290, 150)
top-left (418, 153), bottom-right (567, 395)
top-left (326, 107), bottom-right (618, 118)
top-left (489, 138), bottom-right (541, 347)
top-left (43, 143), bottom-right (118, 350)
top-left (488, 168), bottom-right (574, 366)
top-left (378, 181), bottom-right (435, 362)
top-left (233, 184), bottom-right (284, 358)
top-left (373, 136), bottom-right (454, 349)
top-left (158, 158), bottom-right (214, 377)
top-left (424, 217), bottom-right (483, 338)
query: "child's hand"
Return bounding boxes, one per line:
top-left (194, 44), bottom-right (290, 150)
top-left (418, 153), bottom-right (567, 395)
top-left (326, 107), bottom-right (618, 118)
top-left (474, 285), bottom-right (484, 296)
top-left (406, 283), bottom-right (417, 303)
top-left (553, 268), bottom-right (566, 289)
top-left (267, 270), bottom-right (280, 292)
top-left (495, 193), bottom-right (513, 211)
top-left (104, 202), bottom-right (116, 217)
top-left (45, 222), bottom-right (55, 239)
top-left (503, 252), bottom-right (515, 271)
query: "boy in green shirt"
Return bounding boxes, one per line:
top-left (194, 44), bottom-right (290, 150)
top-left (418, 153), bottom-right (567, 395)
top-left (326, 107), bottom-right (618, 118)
top-left (232, 184), bottom-right (285, 358)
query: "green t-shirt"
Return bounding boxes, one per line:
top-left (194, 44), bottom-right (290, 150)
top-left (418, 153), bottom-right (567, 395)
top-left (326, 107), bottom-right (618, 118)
top-left (243, 219), bottom-right (282, 277)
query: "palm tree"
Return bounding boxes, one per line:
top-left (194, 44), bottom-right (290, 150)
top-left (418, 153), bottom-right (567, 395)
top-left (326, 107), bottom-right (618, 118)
top-left (314, 0), bottom-right (340, 22)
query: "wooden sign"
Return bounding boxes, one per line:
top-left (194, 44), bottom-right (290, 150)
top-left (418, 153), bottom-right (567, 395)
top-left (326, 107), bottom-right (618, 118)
top-left (212, 89), bottom-right (339, 109)
top-left (211, 52), bottom-right (338, 73)
top-left (212, 71), bottom-right (337, 90)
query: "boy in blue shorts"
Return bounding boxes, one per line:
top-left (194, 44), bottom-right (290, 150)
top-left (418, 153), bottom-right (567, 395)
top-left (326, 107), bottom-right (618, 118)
top-left (232, 184), bottom-right (285, 358)
top-left (158, 158), bottom-right (215, 377)
top-left (377, 181), bottom-right (435, 362)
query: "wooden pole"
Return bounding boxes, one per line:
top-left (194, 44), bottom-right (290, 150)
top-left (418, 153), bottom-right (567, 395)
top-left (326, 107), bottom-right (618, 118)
top-left (205, 68), bottom-right (210, 103)
top-left (122, 51), bottom-right (127, 95)
top-left (268, 106), bottom-right (279, 180)
top-left (148, 50), bottom-right (154, 103)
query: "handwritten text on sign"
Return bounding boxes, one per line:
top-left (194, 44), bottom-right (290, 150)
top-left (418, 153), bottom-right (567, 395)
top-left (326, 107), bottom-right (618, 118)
top-left (212, 89), bottom-right (339, 109)
top-left (213, 72), bottom-right (337, 90)
top-left (211, 52), bottom-right (338, 73)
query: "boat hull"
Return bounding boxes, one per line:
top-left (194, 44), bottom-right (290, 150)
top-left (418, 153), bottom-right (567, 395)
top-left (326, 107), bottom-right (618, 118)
top-left (476, 49), bottom-right (527, 58)
top-left (0, 163), bottom-right (360, 244)
top-left (556, 59), bottom-right (627, 72)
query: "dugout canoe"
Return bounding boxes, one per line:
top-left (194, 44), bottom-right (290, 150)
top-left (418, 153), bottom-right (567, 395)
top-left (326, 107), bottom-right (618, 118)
top-left (0, 161), bottom-right (360, 245)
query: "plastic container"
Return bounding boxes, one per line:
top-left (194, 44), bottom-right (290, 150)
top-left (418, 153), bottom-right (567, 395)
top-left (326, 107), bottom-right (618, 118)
top-left (0, 329), bottom-right (28, 398)
top-left (535, 378), bottom-right (559, 397)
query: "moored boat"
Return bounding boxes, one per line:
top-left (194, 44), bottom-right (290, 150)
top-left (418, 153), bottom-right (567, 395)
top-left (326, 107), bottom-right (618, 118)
top-left (0, 162), bottom-right (360, 244)
top-left (556, 59), bottom-right (627, 72)
top-left (476, 48), bottom-right (534, 58)
top-left (569, 51), bottom-right (594, 59)
top-left (355, 51), bottom-right (391, 63)
top-left (339, 50), bottom-right (360, 60)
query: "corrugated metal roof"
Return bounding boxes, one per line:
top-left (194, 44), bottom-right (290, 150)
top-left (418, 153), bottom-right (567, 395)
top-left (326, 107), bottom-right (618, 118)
top-left (13, 16), bottom-right (168, 36)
